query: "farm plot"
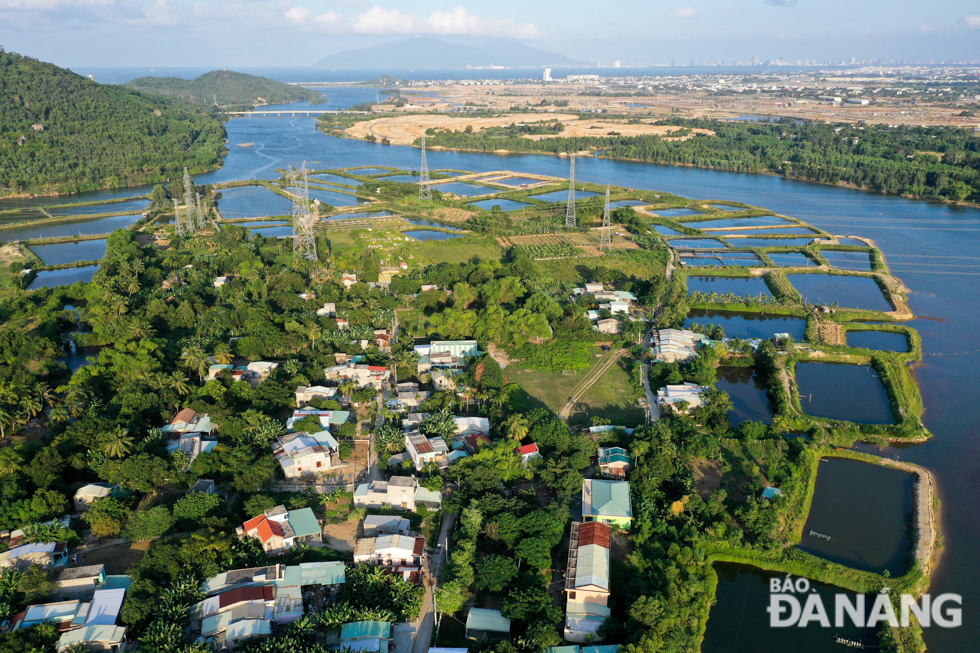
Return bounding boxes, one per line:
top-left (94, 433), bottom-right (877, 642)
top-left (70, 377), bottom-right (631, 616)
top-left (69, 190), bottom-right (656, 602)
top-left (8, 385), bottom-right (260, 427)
top-left (498, 230), bottom-right (636, 259)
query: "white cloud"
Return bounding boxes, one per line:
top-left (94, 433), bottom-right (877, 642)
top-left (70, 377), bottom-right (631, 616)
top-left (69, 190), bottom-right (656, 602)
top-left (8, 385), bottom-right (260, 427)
top-left (129, 0), bottom-right (179, 26)
top-left (315, 11), bottom-right (343, 28)
top-left (351, 5), bottom-right (540, 39)
top-left (963, 15), bottom-right (980, 29)
top-left (919, 25), bottom-right (934, 34)
top-left (0, 0), bottom-right (112, 8)
top-left (284, 5), bottom-right (310, 22)
top-left (674, 6), bottom-right (697, 18)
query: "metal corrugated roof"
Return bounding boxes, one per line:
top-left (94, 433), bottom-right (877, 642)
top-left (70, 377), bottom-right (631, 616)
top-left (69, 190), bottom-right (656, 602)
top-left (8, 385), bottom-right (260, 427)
top-left (574, 543), bottom-right (609, 590)
top-left (57, 625), bottom-right (126, 649)
top-left (226, 619), bottom-right (271, 639)
top-left (582, 646), bottom-right (621, 653)
top-left (286, 508), bottom-right (321, 538)
top-left (85, 588), bottom-right (125, 625)
top-left (583, 480), bottom-right (632, 519)
top-left (465, 608), bottom-right (510, 633)
top-left (341, 620), bottom-right (390, 640)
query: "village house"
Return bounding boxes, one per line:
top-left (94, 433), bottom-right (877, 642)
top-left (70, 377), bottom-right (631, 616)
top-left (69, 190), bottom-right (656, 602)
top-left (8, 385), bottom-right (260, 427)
top-left (55, 565), bottom-right (106, 600)
top-left (650, 328), bottom-right (712, 363)
top-left (353, 476), bottom-right (442, 512)
top-left (594, 318), bottom-right (620, 335)
top-left (405, 433), bottom-right (450, 470)
top-left (415, 340), bottom-right (480, 373)
top-left (656, 383), bottom-right (709, 412)
top-left (285, 408), bottom-right (350, 431)
top-left (465, 608), bottom-right (511, 642)
top-left (0, 542), bottom-right (69, 569)
top-left (401, 412), bottom-right (428, 429)
top-left (362, 516), bottom-right (414, 538)
top-left (597, 447), bottom-right (632, 479)
top-left (564, 522), bottom-right (611, 643)
top-left (294, 385), bottom-right (337, 408)
top-left (341, 273), bottom-right (358, 289)
top-left (516, 443), bottom-right (540, 464)
top-left (273, 430), bottom-right (340, 478)
top-left (56, 625), bottom-right (128, 653)
top-left (340, 621), bottom-right (391, 653)
top-left (73, 484), bottom-right (114, 513)
top-left (336, 318), bottom-right (350, 329)
top-left (581, 480), bottom-right (633, 529)
top-left (213, 276), bottom-right (230, 288)
top-left (315, 302), bottom-right (336, 317)
top-left (430, 369), bottom-right (457, 391)
top-left (353, 534), bottom-right (425, 567)
top-left (162, 408), bottom-right (215, 436)
top-left (239, 506), bottom-right (322, 555)
top-left (325, 361), bottom-right (390, 391)
top-left (454, 416), bottom-right (491, 437)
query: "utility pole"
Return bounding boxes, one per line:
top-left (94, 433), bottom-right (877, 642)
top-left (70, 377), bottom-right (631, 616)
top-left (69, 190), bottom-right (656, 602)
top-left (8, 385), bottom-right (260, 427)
top-left (600, 185), bottom-right (612, 251)
top-left (565, 154), bottom-right (577, 228)
top-left (418, 132), bottom-right (432, 201)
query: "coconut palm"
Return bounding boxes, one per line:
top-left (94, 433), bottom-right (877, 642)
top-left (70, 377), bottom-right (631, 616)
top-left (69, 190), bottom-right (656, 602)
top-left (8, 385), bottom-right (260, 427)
top-left (170, 371), bottom-right (191, 396)
top-left (101, 427), bottom-right (134, 458)
top-left (505, 414), bottom-right (530, 442)
top-left (213, 343), bottom-right (234, 364)
top-left (182, 347), bottom-right (209, 382)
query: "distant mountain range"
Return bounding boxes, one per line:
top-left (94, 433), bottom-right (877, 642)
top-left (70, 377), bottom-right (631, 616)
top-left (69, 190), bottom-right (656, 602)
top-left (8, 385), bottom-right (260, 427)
top-left (313, 38), bottom-right (583, 70)
top-left (124, 71), bottom-right (324, 109)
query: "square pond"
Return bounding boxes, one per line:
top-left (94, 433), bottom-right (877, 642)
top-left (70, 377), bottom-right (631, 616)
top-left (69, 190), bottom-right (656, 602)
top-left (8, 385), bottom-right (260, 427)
top-left (788, 274), bottom-right (891, 311)
top-left (795, 362), bottom-right (894, 424)
top-left (432, 182), bottom-right (496, 197)
top-left (684, 309), bottom-right (806, 340)
top-left (845, 330), bottom-right (909, 352)
top-left (668, 238), bottom-right (726, 249)
top-left (683, 216), bottom-right (792, 229)
top-left (686, 275), bottom-right (773, 298)
top-left (819, 250), bottom-right (873, 272)
top-left (531, 189), bottom-right (602, 202)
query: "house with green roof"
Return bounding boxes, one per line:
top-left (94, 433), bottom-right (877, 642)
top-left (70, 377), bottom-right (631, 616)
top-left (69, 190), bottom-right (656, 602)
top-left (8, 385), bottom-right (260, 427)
top-left (581, 479), bottom-right (632, 529)
top-left (597, 447), bottom-right (632, 479)
top-left (465, 608), bottom-right (510, 641)
top-left (56, 625), bottom-right (127, 653)
top-left (340, 620), bottom-right (391, 653)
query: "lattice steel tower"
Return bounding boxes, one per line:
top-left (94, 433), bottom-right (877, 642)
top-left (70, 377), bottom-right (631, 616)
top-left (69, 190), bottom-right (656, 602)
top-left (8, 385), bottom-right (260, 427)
top-left (600, 185), bottom-right (612, 251)
top-left (288, 162), bottom-right (318, 262)
top-left (564, 154), bottom-right (577, 228)
top-left (195, 192), bottom-right (208, 230)
top-left (418, 132), bottom-right (432, 201)
top-left (182, 168), bottom-right (197, 233)
top-left (173, 203), bottom-right (185, 237)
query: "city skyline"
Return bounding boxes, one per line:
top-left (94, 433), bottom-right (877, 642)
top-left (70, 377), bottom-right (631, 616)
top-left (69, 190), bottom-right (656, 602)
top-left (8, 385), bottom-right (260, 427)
top-left (0, 0), bottom-right (978, 69)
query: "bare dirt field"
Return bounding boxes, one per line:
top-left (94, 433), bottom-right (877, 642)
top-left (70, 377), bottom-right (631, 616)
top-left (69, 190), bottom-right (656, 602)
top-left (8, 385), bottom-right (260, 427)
top-left (79, 543), bottom-right (147, 575)
top-left (322, 519), bottom-right (359, 552)
top-left (346, 113), bottom-right (712, 146)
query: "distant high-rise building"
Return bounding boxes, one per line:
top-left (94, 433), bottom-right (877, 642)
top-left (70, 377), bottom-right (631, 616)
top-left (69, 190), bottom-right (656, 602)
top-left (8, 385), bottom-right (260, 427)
top-left (543, 68), bottom-right (552, 81)
top-left (614, 61), bottom-right (621, 68)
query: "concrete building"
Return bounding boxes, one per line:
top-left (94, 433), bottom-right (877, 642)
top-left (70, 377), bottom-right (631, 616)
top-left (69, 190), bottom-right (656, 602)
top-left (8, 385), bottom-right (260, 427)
top-left (0, 542), bottom-right (69, 569)
top-left (430, 369), bottom-right (457, 391)
top-left (294, 385), bottom-right (337, 408)
top-left (453, 416), bottom-right (490, 437)
top-left (656, 383), bottom-right (708, 412)
top-left (273, 431), bottom-right (340, 478)
top-left (595, 319), bottom-right (620, 335)
top-left (353, 477), bottom-right (442, 512)
top-left (73, 484), bottom-right (114, 513)
top-left (516, 443), bottom-right (540, 464)
top-left (564, 522), bottom-right (611, 643)
top-left (597, 447), bottom-right (632, 479)
top-left (240, 506), bottom-right (322, 555)
top-left (362, 516), bottom-right (413, 537)
top-left (650, 329), bottom-right (712, 363)
top-left (341, 273), bottom-right (359, 289)
top-left (415, 340), bottom-right (480, 373)
top-left (465, 608), bottom-right (511, 641)
top-left (316, 302), bottom-right (336, 317)
top-left (285, 409), bottom-right (350, 432)
top-left (353, 535), bottom-right (425, 566)
top-left (162, 408), bottom-right (215, 436)
top-left (581, 480), bottom-right (632, 529)
top-left (55, 565), bottom-right (106, 600)
top-left (325, 361), bottom-right (391, 390)
top-left (406, 434), bottom-right (450, 470)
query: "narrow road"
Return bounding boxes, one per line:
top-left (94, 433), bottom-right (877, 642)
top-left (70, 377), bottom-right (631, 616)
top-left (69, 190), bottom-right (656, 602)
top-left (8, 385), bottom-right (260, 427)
top-left (640, 328), bottom-right (660, 422)
top-left (558, 349), bottom-right (625, 421)
top-left (412, 511), bottom-right (456, 653)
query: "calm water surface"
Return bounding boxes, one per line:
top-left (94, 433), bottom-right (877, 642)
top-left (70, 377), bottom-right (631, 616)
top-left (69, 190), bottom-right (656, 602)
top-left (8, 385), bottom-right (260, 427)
top-left (820, 250), bottom-right (873, 272)
top-left (788, 273), bottom-right (891, 311)
top-left (722, 237), bottom-right (815, 247)
top-left (28, 265), bottom-right (99, 290)
top-left (800, 458), bottom-right (914, 575)
top-left (795, 362), bottom-right (894, 424)
top-left (685, 216), bottom-right (792, 228)
top-left (687, 276), bottom-right (773, 297)
top-left (684, 309), bottom-right (806, 340)
top-left (668, 238), bottom-right (726, 249)
top-left (469, 199), bottom-right (530, 212)
top-left (531, 189), bottom-right (600, 202)
top-left (31, 240), bottom-right (107, 265)
top-left (845, 330), bottom-right (909, 352)
top-left (405, 230), bottom-right (464, 241)
top-left (0, 214), bottom-right (143, 243)
top-left (49, 198), bottom-right (148, 216)
top-left (715, 366), bottom-right (773, 426)
top-left (768, 252), bottom-right (814, 267)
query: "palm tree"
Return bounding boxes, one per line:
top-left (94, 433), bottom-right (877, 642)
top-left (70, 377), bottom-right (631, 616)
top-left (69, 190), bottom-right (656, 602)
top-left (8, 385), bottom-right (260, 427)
top-left (182, 347), bottom-right (209, 382)
top-left (170, 371), bottom-right (191, 396)
top-left (127, 320), bottom-right (155, 340)
top-left (505, 414), bottom-right (530, 442)
top-left (101, 428), bottom-right (134, 458)
top-left (213, 343), bottom-right (234, 365)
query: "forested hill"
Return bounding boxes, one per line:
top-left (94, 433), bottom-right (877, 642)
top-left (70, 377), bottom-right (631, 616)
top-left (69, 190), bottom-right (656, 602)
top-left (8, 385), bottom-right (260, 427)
top-left (124, 71), bottom-right (325, 110)
top-left (0, 50), bottom-right (227, 196)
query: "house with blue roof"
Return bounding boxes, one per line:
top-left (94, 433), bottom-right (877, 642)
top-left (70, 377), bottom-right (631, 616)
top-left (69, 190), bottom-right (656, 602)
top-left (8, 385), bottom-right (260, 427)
top-left (582, 479), bottom-right (633, 529)
top-left (341, 620), bottom-right (391, 653)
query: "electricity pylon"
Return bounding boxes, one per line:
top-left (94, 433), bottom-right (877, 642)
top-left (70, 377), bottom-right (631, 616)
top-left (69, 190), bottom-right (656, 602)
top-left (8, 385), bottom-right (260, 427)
top-left (565, 154), bottom-right (577, 228)
top-left (418, 132), bottom-right (432, 201)
top-left (182, 168), bottom-right (197, 234)
top-left (174, 203), bottom-right (185, 237)
top-left (288, 162), bottom-right (318, 262)
top-left (600, 185), bottom-right (612, 251)
top-left (195, 192), bottom-right (208, 230)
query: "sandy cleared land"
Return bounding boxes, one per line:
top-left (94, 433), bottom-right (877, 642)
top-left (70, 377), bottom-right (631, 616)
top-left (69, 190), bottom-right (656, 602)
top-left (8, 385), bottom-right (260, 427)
top-left (346, 113), bottom-right (712, 145)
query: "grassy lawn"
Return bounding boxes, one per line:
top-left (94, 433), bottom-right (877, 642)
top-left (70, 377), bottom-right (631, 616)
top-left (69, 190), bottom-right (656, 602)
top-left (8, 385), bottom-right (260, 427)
top-left (505, 366), bottom-right (589, 415)
top-left (407, 236), bottom-right (502, 265)
top-left (568, 358), bottom-right (646, 428)
top-left (536, 249), bottom-right (667, 283)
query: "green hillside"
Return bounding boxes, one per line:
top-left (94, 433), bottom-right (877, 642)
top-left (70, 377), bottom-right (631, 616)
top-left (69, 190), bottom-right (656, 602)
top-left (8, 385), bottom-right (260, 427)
top-left (0, 50), bottom-right (228, 196)
top-left (124, 70), bottom-right (325, 110)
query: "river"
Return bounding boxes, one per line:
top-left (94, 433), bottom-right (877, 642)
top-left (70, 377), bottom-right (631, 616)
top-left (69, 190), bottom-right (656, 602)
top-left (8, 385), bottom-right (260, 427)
top-left (7, 89), bottom-right (980, 650)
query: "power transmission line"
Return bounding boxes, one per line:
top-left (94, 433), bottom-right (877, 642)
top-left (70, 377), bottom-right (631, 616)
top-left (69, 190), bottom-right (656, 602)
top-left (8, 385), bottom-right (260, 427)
top-left (418, 132), bottom-right (432, 202)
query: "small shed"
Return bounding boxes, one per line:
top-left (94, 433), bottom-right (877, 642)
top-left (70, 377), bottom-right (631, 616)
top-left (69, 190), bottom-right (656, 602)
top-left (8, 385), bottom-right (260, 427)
top-left (465, 608), bottom-right (511, 641)
top-left (761, 486), bottom-right (782, 500)
top-left (73, 483), bottom-right (114, 513)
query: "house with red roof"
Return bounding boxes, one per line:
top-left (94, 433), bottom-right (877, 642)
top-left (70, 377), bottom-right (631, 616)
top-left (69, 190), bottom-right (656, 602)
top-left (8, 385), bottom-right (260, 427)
top-left (515, 443), bottom-right (540, 464)
top-left (239, 506), bottom-right (322, 555)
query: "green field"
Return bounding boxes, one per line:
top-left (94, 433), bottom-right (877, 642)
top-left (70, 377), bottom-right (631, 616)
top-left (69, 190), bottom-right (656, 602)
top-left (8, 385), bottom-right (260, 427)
top-left (536, 248), bottom-right (667, 283)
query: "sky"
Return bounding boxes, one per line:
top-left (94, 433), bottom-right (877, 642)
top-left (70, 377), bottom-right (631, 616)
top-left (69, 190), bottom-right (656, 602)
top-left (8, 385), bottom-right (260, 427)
top-left (1, 0), bottom-right (978, 69)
